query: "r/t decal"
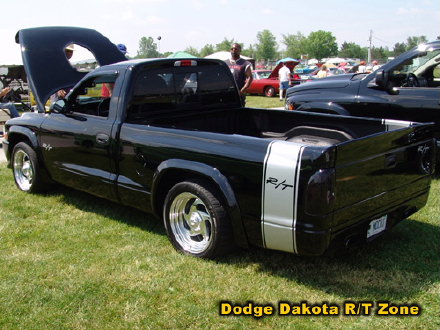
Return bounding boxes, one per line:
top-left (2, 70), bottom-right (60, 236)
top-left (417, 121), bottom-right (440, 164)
top-left (266, 177), bottom-right (294, 190)
top-left (42, 143), bottom-right (52, 151)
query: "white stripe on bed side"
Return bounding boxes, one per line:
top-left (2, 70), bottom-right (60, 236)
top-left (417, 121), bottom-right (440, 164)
top-left (261, 140), bottom-right (305, 254)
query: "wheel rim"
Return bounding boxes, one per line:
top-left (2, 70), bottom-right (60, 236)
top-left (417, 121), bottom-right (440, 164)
top-left (13, 149), bottom-right (34, 191)
top-left (168, 192), bottom-right (213, 254)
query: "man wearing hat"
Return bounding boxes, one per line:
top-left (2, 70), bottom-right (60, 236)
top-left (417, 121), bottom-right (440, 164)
top-left (50, 44), bottom-right (75, 104)
top-left (357, 60), bottom-right (367, 73)
top-left (64, 44), bottom-right (74, 59)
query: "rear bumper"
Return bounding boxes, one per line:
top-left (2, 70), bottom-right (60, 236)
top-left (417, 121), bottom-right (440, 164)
top-left (295, 187), bottom-right (430, 256)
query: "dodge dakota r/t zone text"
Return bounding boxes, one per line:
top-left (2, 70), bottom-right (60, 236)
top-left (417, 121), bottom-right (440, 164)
top-left (2, 27), bottom-right (436, 258)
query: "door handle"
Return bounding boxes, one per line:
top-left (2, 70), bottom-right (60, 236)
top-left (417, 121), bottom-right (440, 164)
top-left (96, 133), bottom-right (110, 145)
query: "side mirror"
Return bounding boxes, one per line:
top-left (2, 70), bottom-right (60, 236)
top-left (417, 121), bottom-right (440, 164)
top-left (50, 99), bottom-right (66, 113)
top-left (375, 70), bottom-right (386, 88)
top-left (373, 69), bottom-right (398, 95)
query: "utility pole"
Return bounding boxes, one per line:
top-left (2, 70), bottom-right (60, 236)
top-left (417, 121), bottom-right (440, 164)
top-left (367, 30), bottom-right (373, 64)
top-left (157, 36), bottom-right (162, 54)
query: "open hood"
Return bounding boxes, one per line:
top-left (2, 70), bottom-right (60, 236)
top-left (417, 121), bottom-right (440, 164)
top-left (16, 26), bottom-right (127, 111)
top-left (268, 61), bottom-right (299, 79)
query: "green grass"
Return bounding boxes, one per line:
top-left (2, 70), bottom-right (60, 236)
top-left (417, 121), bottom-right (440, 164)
top-left (246, 95), bottom-right (285, 109)
top-left (0, 162), bottom-right (438, 330)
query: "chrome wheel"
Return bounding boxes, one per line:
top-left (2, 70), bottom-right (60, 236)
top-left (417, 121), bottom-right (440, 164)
top-left (13, 149), bottom-right (34, 191)
top-left (168, 192), bottom-right (213, 254)
top-left (164, 180), bottom-right (235, 258)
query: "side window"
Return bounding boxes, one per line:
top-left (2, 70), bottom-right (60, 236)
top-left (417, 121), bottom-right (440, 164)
top-left (433, 63), bottom-right (440, 79)
top-left (69, 74), bottom-right (117, 117)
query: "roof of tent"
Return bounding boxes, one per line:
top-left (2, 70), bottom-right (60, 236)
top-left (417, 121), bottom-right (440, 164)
top-left (167, 51), bottom-right (197, 58)
top-left (204, 51), bottom-right (253, 61)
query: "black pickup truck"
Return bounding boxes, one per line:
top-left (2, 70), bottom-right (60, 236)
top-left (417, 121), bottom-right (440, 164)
top-left (285, 41), bottom-right (440, 146)
top-left (2, 27), bottom-right (436, 258)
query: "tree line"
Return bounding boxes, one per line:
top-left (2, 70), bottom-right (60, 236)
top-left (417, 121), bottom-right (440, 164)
top-left (135, 30), bottom-right (437, 63)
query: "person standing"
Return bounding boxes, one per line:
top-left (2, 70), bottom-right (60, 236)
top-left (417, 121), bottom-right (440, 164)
top-left (50, 44), bottom-right (75, 104)
top-left (0, 87), bottom-right (20, 118)
top-left (317, 65), bottom-right (329, 78)
top-left (102, 43), bottom-right (128, 97)
top-left (224, 43), bottom-right (253, 105)
top-left (278, 62), bottom-right (291, 101)
top-left (372, 60), bottom-right (381, 71)
top-left (357, 60), bottom-right (367, 73)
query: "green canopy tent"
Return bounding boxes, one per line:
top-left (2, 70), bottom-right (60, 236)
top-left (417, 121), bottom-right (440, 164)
top-left (167, 51), bottom-right (197, 58)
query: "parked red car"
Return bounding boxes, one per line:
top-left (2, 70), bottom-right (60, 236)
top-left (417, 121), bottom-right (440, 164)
top-left (247, 61), bottom-right (299, 97)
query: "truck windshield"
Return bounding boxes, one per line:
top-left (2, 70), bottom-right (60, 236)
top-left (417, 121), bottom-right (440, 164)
top-left (393, 49), bottom-right (440, 76)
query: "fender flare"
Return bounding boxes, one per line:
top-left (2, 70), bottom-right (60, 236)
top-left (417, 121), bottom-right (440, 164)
top-left (295, 101), bottom-right (350, 116)
top-left (8, 125), bottom-right (39, 148)
top-left (4, 126), bottom-right (40, 162)
top-left (5, 126), bottom-right (53, 181)
top-left (151, 159), bottom-right (248, 248)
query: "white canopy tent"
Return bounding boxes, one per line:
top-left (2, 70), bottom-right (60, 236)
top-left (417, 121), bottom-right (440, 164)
top-left (204, 51), bottom-right (253, 61)
top-left (322, 57), bottom-right (347, 64)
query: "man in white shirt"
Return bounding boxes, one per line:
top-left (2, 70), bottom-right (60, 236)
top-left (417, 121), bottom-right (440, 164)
top-left (357, 60), bottom-right (367, 73)
top-left (278, 62), bottom-right (291, 100)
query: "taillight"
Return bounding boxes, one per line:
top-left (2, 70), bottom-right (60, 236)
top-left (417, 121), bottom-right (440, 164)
top-left (287, 102), bottom-right (296, 110)
top-left (304, 168), bottom-right (336, 215)
top-left (174, 60), bottom-right (197, 67)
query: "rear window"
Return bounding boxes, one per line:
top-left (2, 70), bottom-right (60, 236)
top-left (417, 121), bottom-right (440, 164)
top-left (127, 64), bottom-right (240, 122)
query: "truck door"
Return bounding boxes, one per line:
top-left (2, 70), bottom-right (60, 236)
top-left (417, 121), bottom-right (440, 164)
top-left (389, 86), bottom-right (440, 121)
top-left (39, 73), bottom-right (120, 200)
top-left (382, 55), bottom-right (440, 138)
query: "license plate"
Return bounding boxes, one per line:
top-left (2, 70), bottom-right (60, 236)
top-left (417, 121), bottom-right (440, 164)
top-left (367, 215), bottom-right (387, 238)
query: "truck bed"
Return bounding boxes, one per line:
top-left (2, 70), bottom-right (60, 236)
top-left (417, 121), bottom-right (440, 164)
top-left (127, 107), bottom-right (396, 145)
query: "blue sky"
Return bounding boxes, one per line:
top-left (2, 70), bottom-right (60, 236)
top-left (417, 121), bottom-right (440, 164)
top-left (1, 0), bottom-right (439, 64)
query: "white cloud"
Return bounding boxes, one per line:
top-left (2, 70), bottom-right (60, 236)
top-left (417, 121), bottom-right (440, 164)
top-left (191, 0), bottom-right (205, 10)
top-left (185, 30), bottom-right (204, 44)
top-left (121, 10), bottom-right (135, 21)
top-left (109, 0), bottom-right (166, 3)
top-left (261, 8), bottom-right (274, 15)
top-left (145, 16), bottom-right (163, 24)
top-left (397, 7), bottom-right (424, 15)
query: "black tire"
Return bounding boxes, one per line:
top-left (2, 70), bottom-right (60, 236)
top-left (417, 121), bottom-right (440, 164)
top-left (11, 142), bottom-right (47, 193)
top-left (264, 86), bottom-right (276, 97)
top-left (163, 179), bottom-right (235, 258)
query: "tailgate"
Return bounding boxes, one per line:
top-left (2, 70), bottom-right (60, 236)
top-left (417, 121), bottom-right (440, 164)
top-left (332, 122), bottom-right (434, 230)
